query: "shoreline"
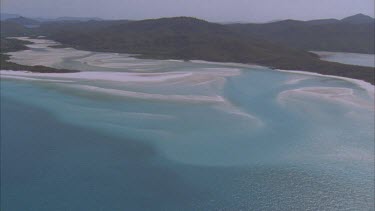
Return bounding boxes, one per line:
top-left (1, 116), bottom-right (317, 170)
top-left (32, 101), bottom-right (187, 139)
top-left (190, 60), bottom-right (375, 96)
top-left (1, 36), bottom-right (374, 97)
top-left (275, 69), bottom-right (375, 97)
top-left (4, 36), bottom-right (374, 85)
top-left (18, 35), bottom-right (371, 84)
top-left (2, 63), bottom-right (374, 99)
top-left (311, 51), bottom-right (375, 68)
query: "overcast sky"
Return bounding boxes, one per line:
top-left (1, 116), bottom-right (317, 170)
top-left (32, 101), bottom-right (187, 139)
top-left (1, 0), bottom-right (374, 22)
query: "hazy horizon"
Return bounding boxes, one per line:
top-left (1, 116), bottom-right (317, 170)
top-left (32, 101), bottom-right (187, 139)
top-left (1, 0), bottom-right (374, 22)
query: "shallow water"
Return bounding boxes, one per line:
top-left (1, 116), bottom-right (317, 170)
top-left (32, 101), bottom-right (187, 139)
top-left (1, 38), bottom-right (374, 210)
top-left (313, 51), bottom-right (375, 67)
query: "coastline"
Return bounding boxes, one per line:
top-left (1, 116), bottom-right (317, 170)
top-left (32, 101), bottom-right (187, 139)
top-left (191, 59), bottom-right (374, 95)
top-left (1, 36), bottom-right (374, 98)
top-left (311, 51), bottom-right (375, 68)
top-left (1, 58), bottom-right (374, 97)
top-left (3, 36), bottom-right (374, 85)
top-left (275, 69), bottom-right (375, 97)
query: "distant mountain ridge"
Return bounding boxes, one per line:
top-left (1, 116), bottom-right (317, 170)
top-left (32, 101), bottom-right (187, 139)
top-left (0, 13), bottom-right (20, 20)
top-left (33, 16), bottom-right (103, 22)
top-left (262, 14), bottom-right (374, 25)
top-left (341, 13), bottom-right (375, 24)
top-left (6, 16), bottom-right (40, 26)
top-left (43, 17), bottom-right (317, 63)
top-left (228, 14), bottom-right (375, 54)
top-left (0, 13), bottom-right (103, 22)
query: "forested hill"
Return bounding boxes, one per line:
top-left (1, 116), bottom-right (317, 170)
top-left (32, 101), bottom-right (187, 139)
top-left (42, 17), bottom-right (318, 65)
top-left (228, 14), bottom-right (375, 54)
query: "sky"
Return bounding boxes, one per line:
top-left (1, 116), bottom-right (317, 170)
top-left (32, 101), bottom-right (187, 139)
top-left (1, 0), bottom-right (374, 22)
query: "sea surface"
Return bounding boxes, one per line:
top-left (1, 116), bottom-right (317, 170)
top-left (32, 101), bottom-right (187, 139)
top-left (1, 38), bottom-right (374, 210)
top-left (313, 51), bottom-right (375, 67)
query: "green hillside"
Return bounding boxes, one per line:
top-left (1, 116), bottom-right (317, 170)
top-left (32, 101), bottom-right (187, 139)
top-left (228, 14), bottom-right (375, 54)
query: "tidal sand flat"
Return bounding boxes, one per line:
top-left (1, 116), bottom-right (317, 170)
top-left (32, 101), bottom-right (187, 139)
top-left (278, 86), bottom-right (374, 110)
top-left (1, 37), bottom-right (374, 210)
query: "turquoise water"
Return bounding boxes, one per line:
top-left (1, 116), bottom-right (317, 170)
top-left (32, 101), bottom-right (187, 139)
top-left (1, 38), bottom-right (374, 210)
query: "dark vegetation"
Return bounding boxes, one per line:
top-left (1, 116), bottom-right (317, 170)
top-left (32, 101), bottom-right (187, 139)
top-left (42, 17), bottom-right (317, 62)
top-left (0, 14), bottom-right (374, 83)
top-left (0, 37), bottom-right (32, 51)
top-left (0, 21), bottom-right (32, 37)
top-left (6, 16), bottom-right (40, 26)
top-left (228, 14), bottom-right (375, 54)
